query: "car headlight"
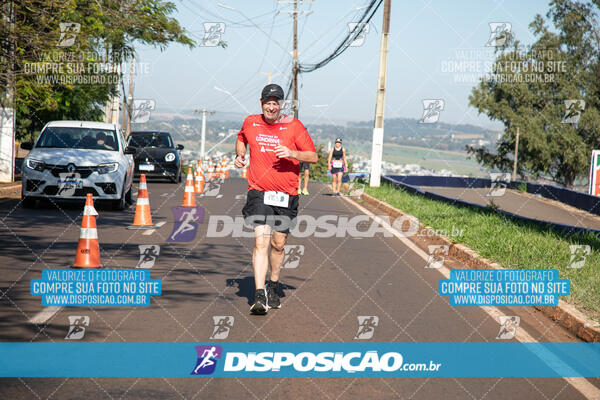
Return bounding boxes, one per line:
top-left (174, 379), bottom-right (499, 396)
top-left (97, 162), bottom-right (119, 174)
top-left (165, 152), bottom-right (176, 162)
top-left (26, 158), bottom-right (45, 172)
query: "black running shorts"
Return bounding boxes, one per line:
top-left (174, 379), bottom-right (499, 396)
top-left (242, 189), bottom-right (299, 234)
top-left (299, 162), bottom-right (310, 172)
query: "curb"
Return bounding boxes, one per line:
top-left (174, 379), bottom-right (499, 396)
top-left (0, 183), bottom-right (21, 197)
top-left (356, 191), bottom-right (600, 343)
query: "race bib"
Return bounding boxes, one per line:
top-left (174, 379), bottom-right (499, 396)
top-left (332, 160), bottom-right (343, 168)
top-left (264, 191), bottom-right (289, 208)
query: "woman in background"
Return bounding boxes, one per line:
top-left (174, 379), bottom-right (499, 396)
top-left (327, 138), bottom-right (348, 196)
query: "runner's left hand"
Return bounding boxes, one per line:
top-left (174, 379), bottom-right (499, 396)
top-left (275, 145), bottom-right (295, 159)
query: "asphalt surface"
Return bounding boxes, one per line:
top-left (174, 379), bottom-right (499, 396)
top-left (418, 186), bottom-right (600, 229)
top-left (0, 178), bottom-right (597, 399)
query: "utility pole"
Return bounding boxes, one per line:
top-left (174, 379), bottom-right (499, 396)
top-left (292, 0), bottom-right (298, 119)
top-left (279, 1), bottom-right (313, 119)
top-left (126, 57), bottom-right (135, 137)
top-left (259, 71), bottom-right (283, 84)
top-left (194, 109), bottom-right (215, 160)
top-left (0, 0), bottom-right (16, 183)
top-left (512, 126), bottom-right (520, 181)
top-left (369, 0), bottom-right (391, 187)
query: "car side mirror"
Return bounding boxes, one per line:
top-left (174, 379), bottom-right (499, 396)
top-left (124, 146), bottom-right (137, 154)
top-left (176, 144), bottom-right (184, 150)
top-left (20, 142), bottom-right (33, 150)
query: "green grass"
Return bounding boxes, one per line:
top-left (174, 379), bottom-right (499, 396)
top-left (365, 184), bottom-right (600, 322)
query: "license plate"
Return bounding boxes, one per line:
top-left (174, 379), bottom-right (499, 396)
top-left (264, 191), bottom-right (289, 208)
top-left (332, 160), bottom-right (343, 168)
top-left (58, 179), bottom-right (83, 189)
top-left (139, 164), bottom-right (155, 171)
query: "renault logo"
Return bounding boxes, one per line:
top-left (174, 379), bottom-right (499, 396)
top-left (67, 164), bottom-right (76, 173)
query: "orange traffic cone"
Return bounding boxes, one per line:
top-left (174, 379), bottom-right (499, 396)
top-left (128, 174), bottom-right (155, 229)
top-left (181, 167), bottom-right (197, 207)
top-left (216, 163), bottom-right (222, 180)
top-left (73, 193), bottom-right (102, 268)
top-left (195, 171), bottom-right (205, 194)
top-left (224, 161), bottom-right (229, 179)
top-left (207, 159), bottom-right (213, 181)
top-left (196, 160), bottom-right (203, 175)
top-left (194, 170), bottom-right (202, 193)
top-left (242, 166), bottom-right (247, 179)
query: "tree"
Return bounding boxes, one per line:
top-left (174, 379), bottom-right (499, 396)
top-left (468, 0), bottom-right (600, 188)
top-left (0, 0), bottom-right (195, 140)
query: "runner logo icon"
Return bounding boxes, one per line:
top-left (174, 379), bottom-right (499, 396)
top-left (132, 99), bottom-right (156, 123)
top-left (567, 245), bottom-right (590, 269)
top-left (65, 315), bottom-right (89, 340)
top-left (354, 316), bottom-right (379, 340)
top-left (191, 345), bottom-right (222, 375)
top-left (562, 100), bottom-right (585, 124)
top-left (282, 245), bottom-right (304, 269)
top-left (137, 245), bottom-right (160, 269)
top-left (57, 22), bottom-right (80, 47)
top-left (168, 207), bottom-right (204, 242)
top-left (496, 316), bottom-right (520, 340)
top-left (210, 316), bottom-right (234, 340)
top-left (487, 172), bottom-right (511, 197)
top-left (486, 22), bottom-right (511, 47)
top-left (419, 99), bottom-right (444, 124)
top-left (425, 245), bottom-right (449, 269)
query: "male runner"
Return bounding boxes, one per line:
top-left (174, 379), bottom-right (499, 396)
top-left (234, 84), bottom-right (317, 315)
top-left (298, 162), bottom-right (310, 195)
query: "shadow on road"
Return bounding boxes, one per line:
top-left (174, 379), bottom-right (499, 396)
top-left (226, 276), bottom-right (296, 306)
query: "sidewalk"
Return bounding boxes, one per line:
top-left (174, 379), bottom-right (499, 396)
top-left (0, 181), bottom-right (21, 199)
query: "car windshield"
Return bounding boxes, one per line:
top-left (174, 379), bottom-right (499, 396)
top-left (36, 127), bottom-right (118, 151)
top-left (128, 133), bottom-right (173, 148)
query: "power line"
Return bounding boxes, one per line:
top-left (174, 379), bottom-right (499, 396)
top-left (298, 0), bottom-right (382, 73)
top-left (211, 2), bottom-right (281, 111)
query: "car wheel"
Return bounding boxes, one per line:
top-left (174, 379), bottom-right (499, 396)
top-left (21, 196), bottom-right (36, 209)
top-left (125, 184), bottom-right (133, 204)
top-left (172, 170), bottom-right (181, 184)
top-left (111, 183), bottom-right (128, 211)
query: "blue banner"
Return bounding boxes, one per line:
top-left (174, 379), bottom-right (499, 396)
top-left (439, 269), bottom-right (569, 306)
top-left (0, 342), bottom-right (598, 377)
top-left (30, 269), bottom-right (161, 306)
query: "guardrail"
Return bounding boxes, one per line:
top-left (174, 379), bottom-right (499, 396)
top-left (382, 175), bottom-right (600, 238)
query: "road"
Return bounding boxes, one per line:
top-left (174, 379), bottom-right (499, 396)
top-left (418, 186), bottom-right (600, 230)
top-left (0, 178), bottom-right (597, 399)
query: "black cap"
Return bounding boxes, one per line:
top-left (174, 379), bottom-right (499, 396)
top-left (261, 84), bottom-right (284, 101)
top-left (335, 137), bottom-right (342, 143)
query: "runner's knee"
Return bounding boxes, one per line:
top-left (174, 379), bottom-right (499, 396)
top-left (270, 236), bottom-right (286, 252)
top-left (255, 234), bottom-right (271, 250)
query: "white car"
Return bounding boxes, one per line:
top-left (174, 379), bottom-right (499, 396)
top-left (21, 121), bottom-right (135, 210)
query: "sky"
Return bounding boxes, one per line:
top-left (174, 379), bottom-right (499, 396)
top-left (134, 0), bottom-right (552, 129)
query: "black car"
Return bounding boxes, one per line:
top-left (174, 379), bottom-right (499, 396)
top-left (128, 131), bottom-right (184, 183)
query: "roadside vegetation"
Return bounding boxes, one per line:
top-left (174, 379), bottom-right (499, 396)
top-left (365, 183), bottom-right (600, 322)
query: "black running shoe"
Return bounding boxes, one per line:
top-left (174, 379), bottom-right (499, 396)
top-left (266, 280), bottom-right (281, 309)
top-left (250, 289), bottom-right (268, 315)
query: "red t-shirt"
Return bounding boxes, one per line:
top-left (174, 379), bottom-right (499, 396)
top-left (238, 114), bottom-right (315, 195)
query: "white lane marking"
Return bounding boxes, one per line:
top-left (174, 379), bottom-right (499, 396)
top-left (342, 196), bottom-right (600, 400)
top-left (142, 220), bottom-right (166, 236)
top-left (29, 306), bottom-right (62, 325)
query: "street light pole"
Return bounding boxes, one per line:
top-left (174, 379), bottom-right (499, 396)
top-left (194, 109), bottom-right (215, 160)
